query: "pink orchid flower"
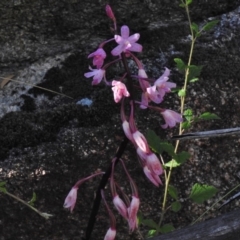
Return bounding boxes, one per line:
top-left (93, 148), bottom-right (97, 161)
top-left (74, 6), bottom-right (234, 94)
top-left (63, 187), bottom-right (78, 212)
top-left (104, 227), bottom-right (116, 240)
top-left (154, 67), bottom-right (176, 95)
top-left (84, 67), bottom-right (105, 85)
top-left (127, 196), bottom-right (140, 231)
top-left (143, 165), bottom-right (162, 187)
top-left (137, 148), bottom-right (163, 176)
top-left (161, 109), bottom-right (183, 129)
top-left (146, 152), bottom-right (163, 176)
top-left (112, 80), bottom-right (130, 103)
top-left (111, 25), bottom-right (142, 56)
top-left (88, 48), bottom-right (106, 69)
top-left (146, 68), bottom-right (176, 104)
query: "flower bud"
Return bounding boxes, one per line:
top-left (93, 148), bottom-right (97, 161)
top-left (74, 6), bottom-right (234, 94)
top-left (105, 5), bottom-right (115, 20)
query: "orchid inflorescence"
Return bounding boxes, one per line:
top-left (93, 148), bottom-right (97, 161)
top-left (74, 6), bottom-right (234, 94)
top-left (64, 5), bottom-right (183, 240)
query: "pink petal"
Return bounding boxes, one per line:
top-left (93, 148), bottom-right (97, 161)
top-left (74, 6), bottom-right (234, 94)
top-left (128, 196), bottom-right (140, 231)
top-left (132, 131), bottom-right (150, 153)
top-left (128, 33), bottom-right (140, 43)
top-left (111, 44), bottom-right (125, 56)
top-left (143, 165), bottom-right (162, 187)
top-left (146, 153), bottom-right (163, 176)
top-left (104, 228), bottom-right (116, 240)
top-left (84, 71), bottom-right (96, 78)
top-left (121, 25), bottom-right (130, 39)
top-left (128, 42), bottom-right (142, 52)
top-left (113, 195), bottom-right (128, 219)
top-left (114, 35), bottom-right (123, 44)
top-left (122, 121), bottom-right (134, 142)
top-left (63, 187), bottom-right (78, 212)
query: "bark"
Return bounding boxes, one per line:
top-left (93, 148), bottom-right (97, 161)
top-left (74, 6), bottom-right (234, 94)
top-left (149, 209), bottom-right (240, 240)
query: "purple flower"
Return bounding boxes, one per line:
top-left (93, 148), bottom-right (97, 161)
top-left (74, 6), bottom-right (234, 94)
top-left (147, 68), bottom-right (176, 104)
top-left (63, 187), bottom-right (78, 212)
top-left (112, 80), bottom-right (130, 103)
top-left (88, 48), bottom-right (106, 69)
top-left (155, 68), bottom-right (176, 92)
top-left (111, 25), bottom-right (142, 56)
top-left (161, 109), bottom-right (183, 129)
top-left (84, 67), bottom-right (105, 85)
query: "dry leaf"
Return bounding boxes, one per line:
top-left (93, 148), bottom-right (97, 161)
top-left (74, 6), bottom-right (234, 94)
top-left (0, 75), bottom-right (15, 89)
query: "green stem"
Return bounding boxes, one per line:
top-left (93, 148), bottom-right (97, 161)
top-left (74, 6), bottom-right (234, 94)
top-left (158, 0), bottom-right (197, 230)
top-left (3, 191), bottom-right (53, 219)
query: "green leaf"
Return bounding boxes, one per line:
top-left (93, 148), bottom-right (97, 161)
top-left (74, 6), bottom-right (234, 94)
top-left (146, 130), bottom-right (175, 156)
top-left (174, 58), bottom-right (186, 72)
top-left (189, 183), bottom-right (218, 204)
top-left (146, 129), bottom-right (162, 154)
top-left (0, 187), bottom-right (7, 193)
top-left (202, 20), bottom-right (219, 32)
top-left (164, 159), bottom-right (180, 168)
top-left (181, 121), bottom-right (191, 129)
top-left (159, 223), bottom-right (175, 233)
top-left (179, 3), bottom-right (185, 8)
top-left (178, 89), bottom-right (186, 97)
top-left (187, 65), bottom-right (203, 81)
top-left (199, 112), bottom-right (220, 120)
top-left (183, 109), bottom-right (193, 122)
top-left (186, 0), bottom-right (193, 5)
top-left (28, 192), bottom-right (37, 206)
top-left (171, 201), bottom-right (182, 212)
top-left (137, 211), bottom-right (143, 225)
top-left (159, 142), bottom-right (175, 156)
top-left (191, 22), bottom-right (199, 33)
top-left (0, 181), bottom-right (6, 187)
top-left (189, 78), bottom-right (199, 83)
top-left (141, 219), bottom-right (159, 229)
top-left (147, 229), bottom-right (157, 238)
top-left (168, 185), bottom-right (178, 200)
top-left (174, 151), bottom-right (190, 164)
